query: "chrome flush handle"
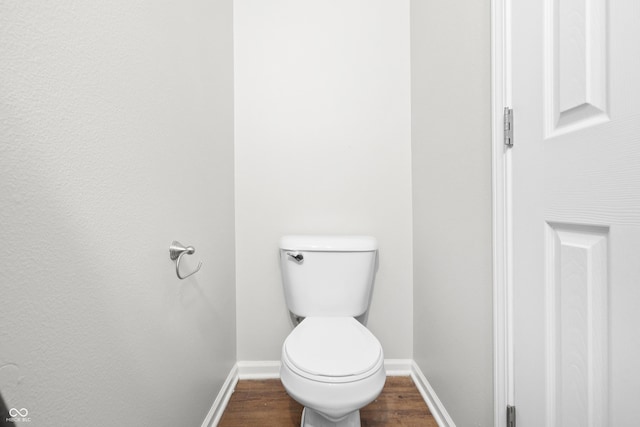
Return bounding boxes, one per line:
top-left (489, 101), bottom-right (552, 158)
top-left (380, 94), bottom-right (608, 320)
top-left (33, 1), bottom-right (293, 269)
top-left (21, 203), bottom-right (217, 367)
top-left (286, 252), bottom-right (304, 263)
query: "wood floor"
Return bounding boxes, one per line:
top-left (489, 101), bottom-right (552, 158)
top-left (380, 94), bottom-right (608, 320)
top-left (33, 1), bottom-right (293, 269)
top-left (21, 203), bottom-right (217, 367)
top-left (218, 376), bottom-right (438, 426)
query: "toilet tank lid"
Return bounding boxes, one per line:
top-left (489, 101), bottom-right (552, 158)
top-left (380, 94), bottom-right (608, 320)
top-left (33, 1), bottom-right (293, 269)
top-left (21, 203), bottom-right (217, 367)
top-left (279, 235), bottom-right (377, 252)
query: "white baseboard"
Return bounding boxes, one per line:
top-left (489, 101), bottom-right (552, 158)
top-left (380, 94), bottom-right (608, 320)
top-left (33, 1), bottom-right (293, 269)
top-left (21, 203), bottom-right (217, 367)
top-left (203, 359), bottom-right (454, 427)
top-left (383, 358), bottom-right (412, 376)
top-left (201, 364), bottom-right (239, 427)
top-left (236, 359), bottom-right (413, 379)
top-left (410, 361), bottom-right (456, 427)
top-left (237, 360), bottom-right (281, 379)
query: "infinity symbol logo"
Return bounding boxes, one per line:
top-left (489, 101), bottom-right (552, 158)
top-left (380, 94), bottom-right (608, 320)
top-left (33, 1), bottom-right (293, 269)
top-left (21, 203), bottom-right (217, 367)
top-left (9, 408), bottom-right (28, 417)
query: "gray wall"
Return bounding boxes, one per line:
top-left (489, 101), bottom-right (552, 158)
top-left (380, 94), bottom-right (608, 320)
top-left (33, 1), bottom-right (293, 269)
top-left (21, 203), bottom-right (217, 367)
top-left (0, 1), bottom-right (235, 426)
top-left (410, 1), bottom-right (494, 426)
top-left (1, 1), bottom-right (495, 424)
top-left (234, 0), bottom-right (413, 361)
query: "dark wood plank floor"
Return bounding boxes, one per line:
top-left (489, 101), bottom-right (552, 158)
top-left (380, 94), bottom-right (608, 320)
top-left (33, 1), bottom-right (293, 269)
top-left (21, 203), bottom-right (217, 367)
top-left (218, 376), bottom-right (438, 426)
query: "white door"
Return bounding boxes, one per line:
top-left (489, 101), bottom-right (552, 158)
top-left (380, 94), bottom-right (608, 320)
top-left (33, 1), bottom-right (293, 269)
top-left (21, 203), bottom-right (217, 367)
top-left (511, 0), bottom-right (640, 425)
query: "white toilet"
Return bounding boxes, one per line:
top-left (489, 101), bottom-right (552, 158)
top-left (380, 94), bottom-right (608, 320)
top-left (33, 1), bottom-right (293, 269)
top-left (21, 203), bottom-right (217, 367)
top-left (279, 235), bottom-right (386, 427)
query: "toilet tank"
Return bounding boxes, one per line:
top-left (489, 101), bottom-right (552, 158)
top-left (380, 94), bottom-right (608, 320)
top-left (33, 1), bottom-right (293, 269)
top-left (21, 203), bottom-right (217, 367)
top-left (279, 235), bottom-right (378, 318)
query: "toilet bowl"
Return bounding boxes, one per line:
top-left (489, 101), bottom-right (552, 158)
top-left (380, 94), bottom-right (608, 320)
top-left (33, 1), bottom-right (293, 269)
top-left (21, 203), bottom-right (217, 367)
top-left (280, 317), bottom-right (386, 426)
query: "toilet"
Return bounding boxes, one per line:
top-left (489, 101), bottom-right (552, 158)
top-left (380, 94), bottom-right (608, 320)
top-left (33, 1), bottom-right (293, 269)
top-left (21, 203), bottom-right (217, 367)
top-left (279, 235), bottom-right (386, 427)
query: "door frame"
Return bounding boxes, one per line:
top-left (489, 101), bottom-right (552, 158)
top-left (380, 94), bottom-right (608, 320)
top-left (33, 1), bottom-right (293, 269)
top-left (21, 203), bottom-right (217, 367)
top-left (492, 0), bottom-right (512, 425)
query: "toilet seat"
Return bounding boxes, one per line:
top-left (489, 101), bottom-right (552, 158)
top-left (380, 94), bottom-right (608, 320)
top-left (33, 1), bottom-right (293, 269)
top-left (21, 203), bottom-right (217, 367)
top-left (283, 317), bottom-right (383, 384)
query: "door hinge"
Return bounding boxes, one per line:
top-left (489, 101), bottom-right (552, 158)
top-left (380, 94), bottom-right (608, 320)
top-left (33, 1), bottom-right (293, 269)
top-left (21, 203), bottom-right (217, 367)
top-left (504, 107), bottom-right (513, 147)
top-left (507, 405), bottom-right (516, 427)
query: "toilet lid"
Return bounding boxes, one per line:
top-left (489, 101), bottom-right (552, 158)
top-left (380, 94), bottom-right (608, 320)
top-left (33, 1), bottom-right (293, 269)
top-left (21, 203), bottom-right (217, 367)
top-left (283, 317), bottom-right (383, 378)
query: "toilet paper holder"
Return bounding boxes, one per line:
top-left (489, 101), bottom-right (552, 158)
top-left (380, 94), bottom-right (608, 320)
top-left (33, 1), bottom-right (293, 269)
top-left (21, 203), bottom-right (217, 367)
top-left (169, 241), bottom-right (203, 279)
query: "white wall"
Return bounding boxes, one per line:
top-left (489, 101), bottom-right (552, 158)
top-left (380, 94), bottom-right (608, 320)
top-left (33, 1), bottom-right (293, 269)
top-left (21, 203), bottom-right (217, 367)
top-left (0, 1), bottom-right (235, 426)
top-left (234, 0), bottom-right (413, 361)
top-left (411, 1), bottom-right (494, 426)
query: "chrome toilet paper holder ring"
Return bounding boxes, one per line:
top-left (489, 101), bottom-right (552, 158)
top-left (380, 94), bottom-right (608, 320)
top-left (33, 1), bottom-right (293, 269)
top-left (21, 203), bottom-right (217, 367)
top-left (169, 241), bottom-right (202, 280)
